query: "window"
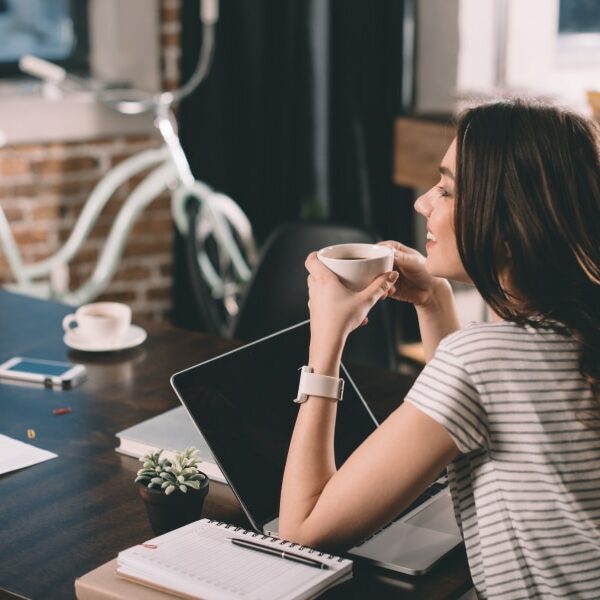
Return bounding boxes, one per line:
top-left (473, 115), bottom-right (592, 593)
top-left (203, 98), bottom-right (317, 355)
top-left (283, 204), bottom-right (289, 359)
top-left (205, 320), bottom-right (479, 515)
top-left (450, 0), bottom-right (600, 113)
top-left (557, 0), bottom-right (600, 58)
top-left (556, 0), bottom-right (600, 67)
top-left (0, 0), bottom-right (89, 78)
top-left (559, 0), bottom-right (600, 33)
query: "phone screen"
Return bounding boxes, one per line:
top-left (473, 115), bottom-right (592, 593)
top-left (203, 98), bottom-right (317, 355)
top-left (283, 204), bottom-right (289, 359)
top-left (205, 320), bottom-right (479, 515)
top-left (7, 360), bottom-right (72, 377)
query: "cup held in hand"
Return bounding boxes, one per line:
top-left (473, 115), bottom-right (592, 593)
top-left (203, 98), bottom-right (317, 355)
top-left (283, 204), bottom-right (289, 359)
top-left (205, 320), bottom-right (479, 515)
top-left (317, 243), bottom-right (394, 290)
top-left (62, 302), bottom-right (132, 346)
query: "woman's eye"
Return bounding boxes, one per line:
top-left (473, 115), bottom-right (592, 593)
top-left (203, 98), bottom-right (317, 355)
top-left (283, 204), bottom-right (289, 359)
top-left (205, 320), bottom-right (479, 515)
top-left (436, 186), bottom-right (450, 197)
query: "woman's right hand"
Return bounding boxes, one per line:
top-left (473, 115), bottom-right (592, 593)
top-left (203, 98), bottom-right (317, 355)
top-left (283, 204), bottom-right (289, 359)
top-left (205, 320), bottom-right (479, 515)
top-left (378, 241), bottom-right (448, 307)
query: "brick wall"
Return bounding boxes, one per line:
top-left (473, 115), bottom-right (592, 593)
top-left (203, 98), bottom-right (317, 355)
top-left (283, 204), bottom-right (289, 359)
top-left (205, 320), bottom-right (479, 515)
top-left (0, 0), bottom-right (181, 322)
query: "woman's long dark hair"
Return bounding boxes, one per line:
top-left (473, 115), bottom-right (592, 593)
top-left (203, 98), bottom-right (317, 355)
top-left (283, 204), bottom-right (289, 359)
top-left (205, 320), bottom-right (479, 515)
top-left (454, 98), bottom-right (600, 400)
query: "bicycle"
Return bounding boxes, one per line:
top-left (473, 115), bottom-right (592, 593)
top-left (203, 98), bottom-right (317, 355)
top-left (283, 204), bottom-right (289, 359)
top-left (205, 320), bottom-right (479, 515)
top-left (0, 0), bottom-right (257, 336)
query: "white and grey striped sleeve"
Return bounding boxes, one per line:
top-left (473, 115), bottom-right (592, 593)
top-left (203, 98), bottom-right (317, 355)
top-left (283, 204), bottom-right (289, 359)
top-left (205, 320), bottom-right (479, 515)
top-left (404, 346), bottom-right (488, 454)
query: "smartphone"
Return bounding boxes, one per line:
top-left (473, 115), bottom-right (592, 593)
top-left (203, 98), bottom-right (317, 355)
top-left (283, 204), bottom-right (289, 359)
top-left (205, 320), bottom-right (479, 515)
top-left (0, 357), bottom-right (86, 389)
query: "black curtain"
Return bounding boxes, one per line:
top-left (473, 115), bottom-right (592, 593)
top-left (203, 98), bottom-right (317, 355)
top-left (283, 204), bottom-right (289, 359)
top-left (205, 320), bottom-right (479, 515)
top-left (174, 0), bottom-right (415, 334)
top-left (178, 0), bottom-right (314, 244)
top-left (173, 0), bottom-right (314, 330)
top-left (328, 0), bottom-right (413, 244)
top-left (327, 0), bottom-right (418, 340)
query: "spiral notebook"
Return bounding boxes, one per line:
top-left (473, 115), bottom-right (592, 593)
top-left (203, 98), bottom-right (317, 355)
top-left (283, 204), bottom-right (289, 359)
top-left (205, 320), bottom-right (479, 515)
top-left (116, 519), bottom-right (353, 600)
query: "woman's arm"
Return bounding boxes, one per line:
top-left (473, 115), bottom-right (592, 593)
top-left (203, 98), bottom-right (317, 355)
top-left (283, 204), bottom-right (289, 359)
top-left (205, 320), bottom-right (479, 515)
top-left (279, 393), bottom-right (459, 551)
top-left (279, 253), bottom-right (459, 550)
top-left (415, 279), bottom-right (461, 361)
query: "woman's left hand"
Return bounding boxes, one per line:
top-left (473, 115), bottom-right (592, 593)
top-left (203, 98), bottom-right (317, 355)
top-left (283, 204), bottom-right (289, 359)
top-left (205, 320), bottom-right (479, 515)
top-left (305, 252), bottom-right (399, 356)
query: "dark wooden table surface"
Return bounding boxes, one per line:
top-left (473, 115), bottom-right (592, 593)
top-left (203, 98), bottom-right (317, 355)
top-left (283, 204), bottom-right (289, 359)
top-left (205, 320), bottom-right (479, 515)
top-left (0, 290), bottom-right (471, 600)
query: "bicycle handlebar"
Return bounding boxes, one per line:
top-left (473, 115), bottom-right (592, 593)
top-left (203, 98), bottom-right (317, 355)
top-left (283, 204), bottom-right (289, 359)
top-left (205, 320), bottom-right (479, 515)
top-left (19, 0), bottom-right (219, 115)
top-left (19, 54), bottom-right (67, 84)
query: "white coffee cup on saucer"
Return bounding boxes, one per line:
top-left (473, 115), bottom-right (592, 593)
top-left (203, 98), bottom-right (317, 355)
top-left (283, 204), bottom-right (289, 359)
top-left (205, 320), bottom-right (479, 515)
top-left (62, 302), bottom-right (132, 346)
top-left (317, 243), bottom-right (394, 290)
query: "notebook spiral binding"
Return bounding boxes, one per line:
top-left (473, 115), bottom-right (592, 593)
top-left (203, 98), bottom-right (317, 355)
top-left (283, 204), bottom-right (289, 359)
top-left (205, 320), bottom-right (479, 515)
top-left (207, 519), bottom-right (342, 561)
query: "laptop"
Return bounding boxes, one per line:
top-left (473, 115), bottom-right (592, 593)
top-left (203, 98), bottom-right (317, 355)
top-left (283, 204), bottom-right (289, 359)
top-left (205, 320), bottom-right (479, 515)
top-left (170, 321), bottom-right (462, 575)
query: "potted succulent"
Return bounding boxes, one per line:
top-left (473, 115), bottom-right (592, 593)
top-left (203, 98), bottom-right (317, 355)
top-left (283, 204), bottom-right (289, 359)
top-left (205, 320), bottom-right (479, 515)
top-left (135, 447), bottom-right (209, 536)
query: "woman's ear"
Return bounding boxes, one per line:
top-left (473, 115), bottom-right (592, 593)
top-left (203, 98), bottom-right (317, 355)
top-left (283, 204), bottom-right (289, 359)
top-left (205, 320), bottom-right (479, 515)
top-left (503, 241), bottom-right (511, 259)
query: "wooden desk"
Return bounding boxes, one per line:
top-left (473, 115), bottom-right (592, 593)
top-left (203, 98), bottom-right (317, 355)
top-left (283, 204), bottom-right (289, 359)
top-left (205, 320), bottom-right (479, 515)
top-left (0, 291), bottom-right (471, 599)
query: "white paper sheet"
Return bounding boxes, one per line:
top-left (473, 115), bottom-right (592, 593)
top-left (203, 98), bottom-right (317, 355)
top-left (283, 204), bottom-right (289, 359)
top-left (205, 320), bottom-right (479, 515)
top-left (0, 434), bottom-right (58, 475)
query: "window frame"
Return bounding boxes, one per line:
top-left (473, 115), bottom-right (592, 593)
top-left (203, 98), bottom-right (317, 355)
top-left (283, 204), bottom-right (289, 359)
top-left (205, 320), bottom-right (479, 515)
top-left (0, 0), bottom-right (90, 79)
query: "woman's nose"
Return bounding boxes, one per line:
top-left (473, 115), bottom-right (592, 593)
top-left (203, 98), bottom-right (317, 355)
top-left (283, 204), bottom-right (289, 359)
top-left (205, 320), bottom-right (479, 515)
top-left (414, 191), bottom-right (432, 217)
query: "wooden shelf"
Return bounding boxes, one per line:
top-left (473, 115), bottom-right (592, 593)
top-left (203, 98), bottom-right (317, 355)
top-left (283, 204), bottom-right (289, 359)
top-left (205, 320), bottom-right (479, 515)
top-left (399, 341), bottom-right (426, 366)
top-left (393, 116), bottom-right (456, 189)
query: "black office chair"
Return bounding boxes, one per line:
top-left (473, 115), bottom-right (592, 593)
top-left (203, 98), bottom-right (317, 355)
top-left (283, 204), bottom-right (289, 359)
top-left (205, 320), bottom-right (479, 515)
top-left (230, 222), bottom-right (397, 370)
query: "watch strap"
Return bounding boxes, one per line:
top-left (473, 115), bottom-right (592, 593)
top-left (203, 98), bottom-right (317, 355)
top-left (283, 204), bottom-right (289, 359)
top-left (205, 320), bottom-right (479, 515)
top-left (294, 366), bottom-right (344, 403)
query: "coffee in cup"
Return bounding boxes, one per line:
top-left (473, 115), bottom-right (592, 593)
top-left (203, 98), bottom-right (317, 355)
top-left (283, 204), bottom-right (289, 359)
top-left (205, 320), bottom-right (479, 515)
top-left (317, 243), bottom-right (394, 290)
top-left (63, 302), bottom-right (132, 345)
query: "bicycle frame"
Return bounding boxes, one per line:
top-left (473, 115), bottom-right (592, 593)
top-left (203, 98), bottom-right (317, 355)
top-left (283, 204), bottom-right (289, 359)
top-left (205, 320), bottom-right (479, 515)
top-left (0, 141), bottom-right (255, 306)
top-left (1, 0), bottom-right (257, 322)
top-left (1, 147), bottom-right (171, 304)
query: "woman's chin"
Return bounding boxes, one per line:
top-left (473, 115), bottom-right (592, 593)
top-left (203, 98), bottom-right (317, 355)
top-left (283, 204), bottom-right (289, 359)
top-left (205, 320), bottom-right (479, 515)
top-left (424, 257), bottom-right (445, 278)
top-left (425, 258), bottom-right (470, 283)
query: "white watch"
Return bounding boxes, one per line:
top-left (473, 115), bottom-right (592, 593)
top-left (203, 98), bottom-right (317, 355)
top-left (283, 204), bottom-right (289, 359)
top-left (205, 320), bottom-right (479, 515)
top-left (294, 366), bottom-right (345, 404)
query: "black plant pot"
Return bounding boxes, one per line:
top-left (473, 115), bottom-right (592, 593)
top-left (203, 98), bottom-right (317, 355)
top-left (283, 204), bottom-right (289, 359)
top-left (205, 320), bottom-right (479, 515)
top-left (137, 475), bottom-right (209, 536)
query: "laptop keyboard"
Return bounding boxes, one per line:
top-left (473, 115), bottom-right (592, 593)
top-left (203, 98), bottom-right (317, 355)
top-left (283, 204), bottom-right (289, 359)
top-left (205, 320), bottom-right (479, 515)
top-left (358, 473), bottom-right (449, 544)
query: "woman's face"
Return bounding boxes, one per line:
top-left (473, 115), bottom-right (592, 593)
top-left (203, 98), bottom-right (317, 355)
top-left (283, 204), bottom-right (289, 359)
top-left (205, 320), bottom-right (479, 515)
top-left (414, 139), bottom-right (470, 283)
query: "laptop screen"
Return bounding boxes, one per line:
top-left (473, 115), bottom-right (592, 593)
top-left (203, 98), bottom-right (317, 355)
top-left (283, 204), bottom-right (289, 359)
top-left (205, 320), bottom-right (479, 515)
top-left (171, 321), bottom-right (378, 530)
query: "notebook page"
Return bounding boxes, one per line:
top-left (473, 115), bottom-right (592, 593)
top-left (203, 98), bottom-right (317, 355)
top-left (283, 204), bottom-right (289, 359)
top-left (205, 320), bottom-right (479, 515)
top-left (0, 434), bottom-right (57, 475)
top-left (118, 520), bottom-right (352, 600)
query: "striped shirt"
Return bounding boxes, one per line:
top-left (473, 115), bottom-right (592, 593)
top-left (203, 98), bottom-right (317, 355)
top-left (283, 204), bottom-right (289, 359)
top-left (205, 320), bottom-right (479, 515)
top-left (405, 320), bottom-right (600, 599)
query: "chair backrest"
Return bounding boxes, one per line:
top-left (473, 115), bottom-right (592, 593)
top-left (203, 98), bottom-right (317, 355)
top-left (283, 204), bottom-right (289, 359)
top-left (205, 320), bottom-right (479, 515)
top-left (230, 222), bottom-right (396, 370)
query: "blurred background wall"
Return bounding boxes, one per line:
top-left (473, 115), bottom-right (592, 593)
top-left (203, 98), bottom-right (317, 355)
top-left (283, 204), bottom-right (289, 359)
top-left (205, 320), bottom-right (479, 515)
top-left (0, 0), bottom-right (598, 333)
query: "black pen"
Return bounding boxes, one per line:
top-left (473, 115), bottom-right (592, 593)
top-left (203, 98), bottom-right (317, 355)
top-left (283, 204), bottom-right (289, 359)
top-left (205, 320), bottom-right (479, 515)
top-left (227, 537), bottom-right (329, 570)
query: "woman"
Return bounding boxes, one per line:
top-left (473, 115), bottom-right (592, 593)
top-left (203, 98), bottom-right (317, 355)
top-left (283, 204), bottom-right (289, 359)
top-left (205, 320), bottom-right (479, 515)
top-left (279, 99), bottom-right (600, 599)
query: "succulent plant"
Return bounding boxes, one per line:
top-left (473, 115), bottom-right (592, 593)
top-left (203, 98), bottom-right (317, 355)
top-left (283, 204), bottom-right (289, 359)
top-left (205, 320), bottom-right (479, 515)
top-left (135, 447), bottom-right (207, 495)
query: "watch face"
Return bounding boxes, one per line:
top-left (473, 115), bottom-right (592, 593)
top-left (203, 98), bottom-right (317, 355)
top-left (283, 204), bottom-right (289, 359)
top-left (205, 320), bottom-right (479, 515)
top-left (172, 322), bottom-right (377, 528)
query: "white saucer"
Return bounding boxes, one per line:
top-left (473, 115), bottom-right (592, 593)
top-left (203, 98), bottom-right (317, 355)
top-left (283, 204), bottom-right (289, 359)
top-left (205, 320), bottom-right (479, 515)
top-left (63, 324), bottom-right (147, 352)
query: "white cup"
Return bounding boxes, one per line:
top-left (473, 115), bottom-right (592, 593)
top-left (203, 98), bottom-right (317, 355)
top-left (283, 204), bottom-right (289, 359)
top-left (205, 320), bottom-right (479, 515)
top-left (317, 243), bottom-right (394, 290)
top-left (62, 302), bottom-right (132, 345)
